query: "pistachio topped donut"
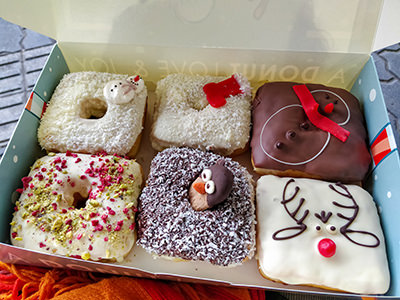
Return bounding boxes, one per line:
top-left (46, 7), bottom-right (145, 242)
top-left (10, 152), bottom-right (143, 262)
top-left (38, 72), bottom-right (147, 157)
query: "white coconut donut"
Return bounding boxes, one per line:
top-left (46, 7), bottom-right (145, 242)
top-left (10, 152), bottom-right (143, 262)
top-left (38, 72), bottom-right (147, 157)
top-left (151, 73), bottom-right (252, 156)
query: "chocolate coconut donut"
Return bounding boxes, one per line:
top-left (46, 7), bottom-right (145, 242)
top-left (137, 147), bottom-right (256, 266)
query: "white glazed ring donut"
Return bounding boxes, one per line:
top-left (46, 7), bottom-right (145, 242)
top-left (10, 152), bottom-right (143, 262)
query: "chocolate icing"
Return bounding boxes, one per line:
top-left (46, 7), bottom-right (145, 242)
top-left (272, 179), bottom-right (309, 240)
top-left (330, 183), bottom-right (380, 248)
top-left (315, 211), bottom-right (332, 223)
top-left (206, 162), bottom-right (234, 208)
top-left (272, 179), bottom-right (380, 248)
top-left (251, 82), bottom-right (371, 182)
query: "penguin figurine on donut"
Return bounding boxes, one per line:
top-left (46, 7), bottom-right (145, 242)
top-left (189, 160), bottom-right (234, 211)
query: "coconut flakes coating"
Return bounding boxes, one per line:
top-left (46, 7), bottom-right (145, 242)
top-left (137, 147), bottom-right (256, 266)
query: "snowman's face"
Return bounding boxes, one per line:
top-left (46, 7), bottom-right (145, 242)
top-left (310, 89), bottom-right (350, 125)
top-left (251, 82), bottom-right (370, 183)
top-left (103, 75), bottom-right (144, 104)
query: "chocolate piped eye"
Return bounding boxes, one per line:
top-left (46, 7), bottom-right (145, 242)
top-left (300, 122), bottom-right (309, 130)
top-left (205, 180), bottom-right (215, 194)
top-left (275, 141), bottom-right (284, 149)
top-left (201, 169), bottom-right (212, 181)
top-left (286, 130), bottom-right (296, 139)
top-left (326, 225), bottom-right (337, 234)
top-left (315, 225), bottom-right (321, 231)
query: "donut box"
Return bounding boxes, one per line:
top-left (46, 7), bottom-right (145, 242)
top-left (1, 0), bottom-right (400, 298)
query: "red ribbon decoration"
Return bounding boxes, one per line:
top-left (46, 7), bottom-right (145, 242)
top-left (203, 75), bottom-right (243, 108)
top-left (292, 85), bottom-right (350, 142)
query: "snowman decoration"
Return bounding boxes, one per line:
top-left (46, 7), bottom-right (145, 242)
top-left (260, 86), bottom-right (351, 166)
top-left (103, 75), bottom-right (145, 104)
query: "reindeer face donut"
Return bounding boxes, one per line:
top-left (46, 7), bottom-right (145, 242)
top-left (256, 175), bottom-right (390, 294)
top-left (151, 73), bottom-right (252, 156)
top-left (137, 147), bottom-right (256, 266)
top-left (10, 152), bottom-right (143, 262)
top-left (38, 72), bottom-right (147, 157)
top-left (251, 82), bottom-right (371, 183)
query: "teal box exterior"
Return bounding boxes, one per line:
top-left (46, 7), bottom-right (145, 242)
top-left (0, 45), bottom-right (69, 242)
top-left (0, 45), bottom-right (399, 298)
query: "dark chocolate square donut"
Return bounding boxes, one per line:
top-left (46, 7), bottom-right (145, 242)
top-left (250, 82), bottom-right (371, 183)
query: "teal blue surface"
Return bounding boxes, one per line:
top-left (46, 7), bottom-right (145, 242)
top-left (0, 44), bottom-right (69, 243)
top-left (33, 44), bottom-right (69, 103)
top-left (352, 57), bottom-right (400, 296)
top-left (0, 112), bottom-right (45, 242)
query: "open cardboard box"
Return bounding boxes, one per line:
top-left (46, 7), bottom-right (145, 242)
top-left (1, 0), bottom-right (400, 298)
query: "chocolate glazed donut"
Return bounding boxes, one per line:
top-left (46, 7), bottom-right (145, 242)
top-left (251, 82), bottom-right (371, 183)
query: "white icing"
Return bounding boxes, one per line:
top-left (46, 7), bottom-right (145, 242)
top-left (151, 74), bottom-right (251, 155)
top-left (38, 72), bottom-right (147, 156)
top-left (103, 80), bottom-right (134, 104)
top-left (256, 175), bottom-right (390, 294)
top-left (11, 153), bottom-right (143, 262)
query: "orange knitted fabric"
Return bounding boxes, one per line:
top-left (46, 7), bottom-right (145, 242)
top-left (0, 262), bottom-right (265, 300)
top-left (0, 262), bottom-right (101, 300)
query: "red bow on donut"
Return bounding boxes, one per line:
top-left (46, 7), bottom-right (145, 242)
top-left (203, 75), bottom-right (243, 108)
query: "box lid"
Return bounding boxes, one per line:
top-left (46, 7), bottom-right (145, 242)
top-left (2, 0), bottom-right (382, 54)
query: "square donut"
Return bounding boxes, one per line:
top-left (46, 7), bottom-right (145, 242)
top-left (137, 147), bottom-right (256, 266)
top-left (151, 73), bottom-right (252, 156)
top-left (256, 175), bottom-right (390, 294)
top-left (250, 82), bottom-right (371, 183)
top-left (38, 72), bottom-right (147, 157)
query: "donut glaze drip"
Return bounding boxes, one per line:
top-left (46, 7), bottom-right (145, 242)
top-left (137, 147), bottom-right (256, 266)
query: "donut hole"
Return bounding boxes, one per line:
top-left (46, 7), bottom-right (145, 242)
top-left (187, 96), bottom-right (209, 111)
top-left (79, 98), bottom-right (108, 119)
top-left (72, 192), bottom-right (89, 209)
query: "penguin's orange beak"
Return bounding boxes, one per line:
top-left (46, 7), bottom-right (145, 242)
top-left (193, 180), bottom-right (206, 194)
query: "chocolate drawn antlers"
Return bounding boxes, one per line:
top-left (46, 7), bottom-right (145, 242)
top-left (272, 179), bottom-right (309, 240)
top-left (330, 183), bottom-right (380, 248)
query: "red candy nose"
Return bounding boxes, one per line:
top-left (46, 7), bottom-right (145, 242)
top-left (318, 238), bottom-right (336, 258)
top-left (324, 103), bottom-right (334, 114)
